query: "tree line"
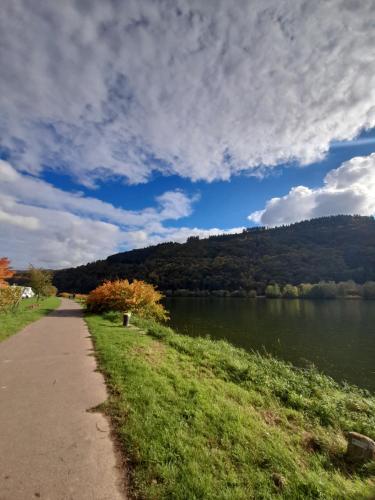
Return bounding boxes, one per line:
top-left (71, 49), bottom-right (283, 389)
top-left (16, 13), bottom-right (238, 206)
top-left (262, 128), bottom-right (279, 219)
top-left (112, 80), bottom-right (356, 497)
top-left (265, 281), bottom-right (375, 299)
top-left (53, 215), bottom-right (375, 294)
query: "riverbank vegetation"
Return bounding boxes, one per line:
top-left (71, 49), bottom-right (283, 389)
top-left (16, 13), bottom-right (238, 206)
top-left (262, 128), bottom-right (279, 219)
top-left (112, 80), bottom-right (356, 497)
top-left (0, 296), bottom-right (60, 342)
top-left (265, 280), bottom-right (375, 299)
top-left (54, 215), bottom-right (375, 294)
top-left (86, 312), bottom-right (375, 499)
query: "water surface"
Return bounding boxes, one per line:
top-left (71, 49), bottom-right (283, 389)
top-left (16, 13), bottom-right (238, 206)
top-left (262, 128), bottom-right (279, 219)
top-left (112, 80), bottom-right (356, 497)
top-left (166, 298), bottom-right (375, 392)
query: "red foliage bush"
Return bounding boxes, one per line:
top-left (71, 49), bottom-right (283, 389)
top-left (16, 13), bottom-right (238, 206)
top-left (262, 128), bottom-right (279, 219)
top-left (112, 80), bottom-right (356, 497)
top-left (0, 257), bottom-right (14, 288)
top-left (86, 279), bottom-right (168, 321)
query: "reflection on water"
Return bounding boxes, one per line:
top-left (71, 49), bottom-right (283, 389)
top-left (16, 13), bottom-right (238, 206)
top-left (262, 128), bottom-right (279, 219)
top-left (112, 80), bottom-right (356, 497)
top-left (166, 298), bottom-right (375, 392)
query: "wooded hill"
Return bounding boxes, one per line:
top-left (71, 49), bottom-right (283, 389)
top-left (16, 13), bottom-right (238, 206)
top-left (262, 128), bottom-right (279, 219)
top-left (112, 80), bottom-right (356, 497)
top-left (53, 215), bottom-right (375, 294)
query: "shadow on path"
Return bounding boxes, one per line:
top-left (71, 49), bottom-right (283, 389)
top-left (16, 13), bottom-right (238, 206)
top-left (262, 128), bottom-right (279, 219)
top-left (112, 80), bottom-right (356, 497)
top-left (48, 308), bottom-right (83, 318)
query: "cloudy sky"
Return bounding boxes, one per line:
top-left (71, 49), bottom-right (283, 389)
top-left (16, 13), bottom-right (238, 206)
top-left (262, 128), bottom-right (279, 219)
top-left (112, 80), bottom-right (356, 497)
top-left (1, 0), bottom-right (375, 268)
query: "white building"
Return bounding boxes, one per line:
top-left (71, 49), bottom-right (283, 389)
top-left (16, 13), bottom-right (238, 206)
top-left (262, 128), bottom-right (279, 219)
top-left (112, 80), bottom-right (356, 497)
top-left (21, 287), bottom-right (35, 299)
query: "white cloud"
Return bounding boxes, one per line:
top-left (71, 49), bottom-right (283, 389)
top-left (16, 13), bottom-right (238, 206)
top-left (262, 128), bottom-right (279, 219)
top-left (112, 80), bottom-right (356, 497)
top-left (0, 207), bottom-right (123, 269)
top-left (0, 160), bottom-right (195, 228)
top-left (156, 191), bottom-right (198, 220)
top-left (0, 161), bottom-right (242, 267)
top-left (0, 209), bottom-right (40, 230)
top-left (249, 153), bottom-right (375, 226)
top-left (1, 0), bottom-right (375, 184)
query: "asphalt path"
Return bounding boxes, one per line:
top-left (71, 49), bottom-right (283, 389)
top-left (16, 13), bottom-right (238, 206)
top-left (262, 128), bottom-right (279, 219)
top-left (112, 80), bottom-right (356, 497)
top-left (0, 299), bottom-right (125, 500)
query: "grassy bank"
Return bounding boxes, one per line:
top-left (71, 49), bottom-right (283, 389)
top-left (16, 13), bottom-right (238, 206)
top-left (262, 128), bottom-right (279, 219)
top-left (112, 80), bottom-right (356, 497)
top-left (0, 297), bottom-right (60, 342)
top-left (86, 313), bottom-right (375, 499)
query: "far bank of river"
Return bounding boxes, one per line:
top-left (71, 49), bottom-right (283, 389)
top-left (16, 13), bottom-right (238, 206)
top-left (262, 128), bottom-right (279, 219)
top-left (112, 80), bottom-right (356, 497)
top-left (166, 297), bottom-right (375, 392)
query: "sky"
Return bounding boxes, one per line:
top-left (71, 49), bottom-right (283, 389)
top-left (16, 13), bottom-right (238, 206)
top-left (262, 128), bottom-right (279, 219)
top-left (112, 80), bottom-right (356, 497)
top-left (1, 0), bottom-right (375, 268)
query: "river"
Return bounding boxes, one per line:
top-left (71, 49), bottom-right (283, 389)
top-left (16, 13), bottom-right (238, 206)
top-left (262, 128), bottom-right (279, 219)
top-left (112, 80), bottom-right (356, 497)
top-left (166, 297), bottom-right (375, 392)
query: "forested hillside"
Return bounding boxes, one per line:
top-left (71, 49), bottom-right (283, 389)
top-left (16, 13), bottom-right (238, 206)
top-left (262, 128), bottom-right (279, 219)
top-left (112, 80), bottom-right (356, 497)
top-left (53, 215), bottom-right (375, 294)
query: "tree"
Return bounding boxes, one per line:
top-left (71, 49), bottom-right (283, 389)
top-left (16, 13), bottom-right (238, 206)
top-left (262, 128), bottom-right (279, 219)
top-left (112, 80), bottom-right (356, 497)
top-left (298, 283), bottom-right (313, 298)
top-left (28, 266), bottom-right (54, 300)
top-left (363, 281), bottom-right (375, 299)
top-left (86, 279), bottom-right (169, 321)
top-left (282, 284), bottom-right (299, 299)
top-left (309, 282), bottom-right (338, 299)
top-left (337, 280), bottom-right (360, 298)
top-left (265, 284), bottom-right (281, 298)
top-left (0, 257), bottom-right (14, 288)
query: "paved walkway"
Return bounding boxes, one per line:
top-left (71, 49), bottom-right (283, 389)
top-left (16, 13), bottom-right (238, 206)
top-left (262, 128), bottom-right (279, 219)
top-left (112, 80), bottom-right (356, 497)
top-left (0, 299), bottom-right (125, 500)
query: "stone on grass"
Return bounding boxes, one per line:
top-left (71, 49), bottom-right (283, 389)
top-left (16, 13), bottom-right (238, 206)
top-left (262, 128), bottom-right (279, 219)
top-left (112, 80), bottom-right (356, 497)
top-left (272, 472), bottom-right (286, 490)
top-left (345, 432), bottom-right (375, 463)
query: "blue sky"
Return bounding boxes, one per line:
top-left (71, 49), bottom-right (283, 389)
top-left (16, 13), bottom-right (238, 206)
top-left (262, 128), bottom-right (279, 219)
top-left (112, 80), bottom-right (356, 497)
top-left (43, 130), bottom-right (375, 230)
top-left (1, 1), bottom-right (375, 268)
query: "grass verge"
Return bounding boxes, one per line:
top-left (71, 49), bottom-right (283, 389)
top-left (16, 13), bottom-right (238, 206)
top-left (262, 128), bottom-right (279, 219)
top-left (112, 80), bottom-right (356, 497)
top-left (86, 312), bottom-right (375, 499)
top-left (0, 296), bottom-right (60, 342)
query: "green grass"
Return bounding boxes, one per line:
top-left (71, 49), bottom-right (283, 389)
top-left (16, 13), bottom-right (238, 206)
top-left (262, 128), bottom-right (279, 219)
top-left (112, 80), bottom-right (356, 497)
top-left (0, 296), bottom-right (60, 342)
top-left (86, 312), bottom-right (375, 500)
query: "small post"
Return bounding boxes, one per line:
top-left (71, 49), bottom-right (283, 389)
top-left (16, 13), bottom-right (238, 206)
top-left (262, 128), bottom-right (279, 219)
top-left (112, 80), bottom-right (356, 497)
top-left (123, 312), bottom-right (131, 327)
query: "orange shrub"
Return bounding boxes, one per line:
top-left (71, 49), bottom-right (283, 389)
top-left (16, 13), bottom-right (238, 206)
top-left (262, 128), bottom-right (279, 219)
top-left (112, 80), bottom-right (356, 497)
top-left (75, 293), bottom-right (88, 304)
top-left (86, 279), bottom-right (169, 321)
top-left (59, 292), bottom-right (87, 303)
top-left (0, 257), bottom-right (14, 288)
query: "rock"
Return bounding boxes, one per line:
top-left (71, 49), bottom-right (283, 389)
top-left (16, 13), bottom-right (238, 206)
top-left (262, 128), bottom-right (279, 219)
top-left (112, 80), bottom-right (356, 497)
top-left (272, 472), bottom-right (286, 490)
top-left (345, 432), bottom-right (375, 463)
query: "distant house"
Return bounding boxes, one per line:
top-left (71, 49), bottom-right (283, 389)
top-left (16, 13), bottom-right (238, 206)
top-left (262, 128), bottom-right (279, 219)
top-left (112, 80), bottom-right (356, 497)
top-left (21, 287), bottom-right (35, 299)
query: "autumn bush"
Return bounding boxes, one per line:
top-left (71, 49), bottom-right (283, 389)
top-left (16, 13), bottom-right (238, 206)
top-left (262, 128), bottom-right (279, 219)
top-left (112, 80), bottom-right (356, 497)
top-left (0, 258), bottom-right (21, 313)
top-left (0, 257), bottom-right (14, 288)
top-left (86, 279), bottom-right (169, 321)
top-left (59, 292), bottom-right (86, 298)
top-left (75, 293), bottom-right (88, 305)
top-left (0, 286), bottom-right (23, 313)
top-left (45, 285), bottom-right (57, 297)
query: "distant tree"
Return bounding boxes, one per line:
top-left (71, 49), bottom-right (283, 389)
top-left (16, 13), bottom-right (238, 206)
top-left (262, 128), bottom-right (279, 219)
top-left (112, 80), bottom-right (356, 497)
top-left (211, 289), bottom-right (230, 297)
top-left (363, 281), bottom-right (375, 299)
top-left (282, 284), bottom-right (299, 299)
top-left (298, 283), bottom-right (313, 298)
top-left (0, 257), bottom-right (14, 288)
top-left (309, 281), bottom-right (338, 299)
top-left (265, 284), bottom-right (281, 298)
top-left (86, 279), bottom-right (169, 321)
top-left (337, 280), bottom-right (361, 298)
top-left (230, 289), bottom-right (248, 298)
top-left (28, 266), bottom-right (54, 300)
top-left (44, 285), bottom-right (57, 297)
